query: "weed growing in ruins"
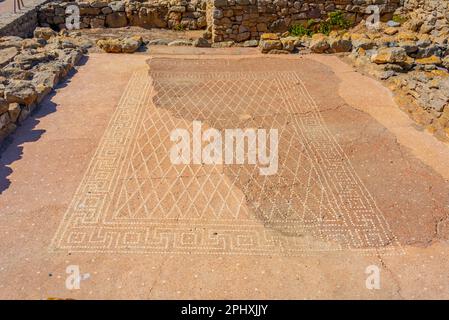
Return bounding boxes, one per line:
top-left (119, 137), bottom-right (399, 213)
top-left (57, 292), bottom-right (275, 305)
top-left (289, 24), bottom-right (313, 37)
top-left (392, 14), bottom-right (407, 24)
top-left (328, 10), bottom-right (351, 30)
top-left (173, 24), bottom-right (186, 31)
top-left (289, 10), bottom-right (351, 37)
top-left (317, 21), bottom-right (331, 35)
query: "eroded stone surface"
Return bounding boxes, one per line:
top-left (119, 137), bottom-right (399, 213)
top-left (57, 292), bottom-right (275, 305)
top-left (0, 31), bottom-right (87, 143)
top-left (97, 36), bottom-right (143, 53)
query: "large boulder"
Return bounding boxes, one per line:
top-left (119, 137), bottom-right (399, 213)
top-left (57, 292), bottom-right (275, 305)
top-left (396, 32), bottom-right (418, 42)
top-left (121, 36), bottom-right (143, 53)
top-left (97, 38), bottom-right (124, 53)
top-left (0, 36), bottom-right (23, 50)
top-left (91, 17), bottom-right (105, 28)
top-left (97, 37), bottom-right (143, 53)
top-left (328, 34), bottom-right (352, 53)
top-left (7, 103), bottom-right (21, 123)
top-left (148, 39), bottom-right (171, 45)
top-left (415, 56), bottom-right (442, 66)
top-left (259, 39), bottom-right (282, 53)
top-left (260, 33), bottom-right (279, 41)
top-left (4, 80), bottom-right (38, 105)
top-left (309, 34), bottom-right (329, 53)
top-left (0, 47), bottom-right (18, 68)
top-left (399, 41), bottom-right (418, 54)
top-left (34, 27), bottom-right (57, 40)
top-left (193, 37), bottom-right (210, 48)
top-left (32, 70), bottom-right (59, 102)
top-left (128, 10), bottom-right (166, 28)
top-left (167, 40), bottom-right (193, 46)
top-left (414, 45), bottom-right (444, 59)
top-left (384, 27), bottom-right (399, 36)
top-left (375, 36), bottom-right (397, 48)
top-left (280, 36), bottom-right (300, 52)
top-left (351, 33), bottom-right (376, 50)
top-left (14, 51), bottom-right (57, 70)
top-left (242, 40), bottom-right (259, 47)
top-left (211, 41), bottom-right (234, 48)
top-left (371, 47), bottom-right (409, 64)
top-left (0, 64), bottom-right (34, 81)
top-left (21, 38), bottom-right (47, 50)
top-left (403, 18), bottom-right (423, 32)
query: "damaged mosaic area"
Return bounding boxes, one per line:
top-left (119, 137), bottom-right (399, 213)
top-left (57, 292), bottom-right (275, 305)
top-left (51, 57), bottom-right (401, 256)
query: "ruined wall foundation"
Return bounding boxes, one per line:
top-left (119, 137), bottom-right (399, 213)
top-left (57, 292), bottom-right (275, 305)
top-left (37, 0), bottom-right (208, 31)
top-left (209, 0), bottom-right (401, 42)
top-left (0, 0), bottom-right (52, 38)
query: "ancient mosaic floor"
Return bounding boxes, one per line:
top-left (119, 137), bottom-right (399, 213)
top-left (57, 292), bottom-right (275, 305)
top-left (50, 57), bottom-right (401, 256)
top-left (3, 53), bottom-right (449, 299)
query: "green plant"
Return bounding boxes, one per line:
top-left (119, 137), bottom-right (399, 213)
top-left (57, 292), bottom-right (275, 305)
top-left (289, 11), bottom-right (351, 37)
top-left (317, 21), bottom-right (331, 35)
top-left (173, 24), bottom-right (185, 31)
top-left (392, 14), bottom-right (407, 24)
top-left (328, 10), bottom-right (351, 30)
top-left (306, 19), bottom-right (317, 29)
top-left (289, 24), bottom-right (313, 37)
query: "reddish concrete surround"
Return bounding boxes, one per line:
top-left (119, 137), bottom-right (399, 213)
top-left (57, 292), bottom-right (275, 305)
top-left (0, 0), bottom-right (13, 14)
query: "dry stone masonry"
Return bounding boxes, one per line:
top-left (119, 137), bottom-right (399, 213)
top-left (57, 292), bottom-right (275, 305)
top-left (209, 0), bottom-right (401, 43)
top-left (0, 0), bottom-right (52, 38)
top-left (403, 0), bottom-right (449, 19)
top-left (38, 0), bottom-right (208, 30)
top-left (347, 0), bottom-right (449, 141)
top-left (243, 0), bottom-right (449, 141)
top-left (0, 28), bottom-right (90, 143)
top-left (36, 0), bottom-right (402, 42)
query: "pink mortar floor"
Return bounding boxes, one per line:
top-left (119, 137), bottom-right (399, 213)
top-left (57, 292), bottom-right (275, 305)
top-left (0, 0), bottom-right (17, 14)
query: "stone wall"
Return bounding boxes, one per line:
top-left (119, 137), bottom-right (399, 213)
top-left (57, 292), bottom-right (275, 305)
top-left (1, 29), bottom-right (88, 144)
top-left (0, 0), bottom-right (51, 38)
top-left (404, 0), bottom-right (449, 15)
top-left (37, 0), bottom-right (208, 30)
top-left (36, 0), bottom-right (405, 41)
top-left (2, 0), bottom-right (448, 42)
top-left (399, 0), bottom-right (449, 40)
top-left (210, 0), bottom-right (402, 42)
